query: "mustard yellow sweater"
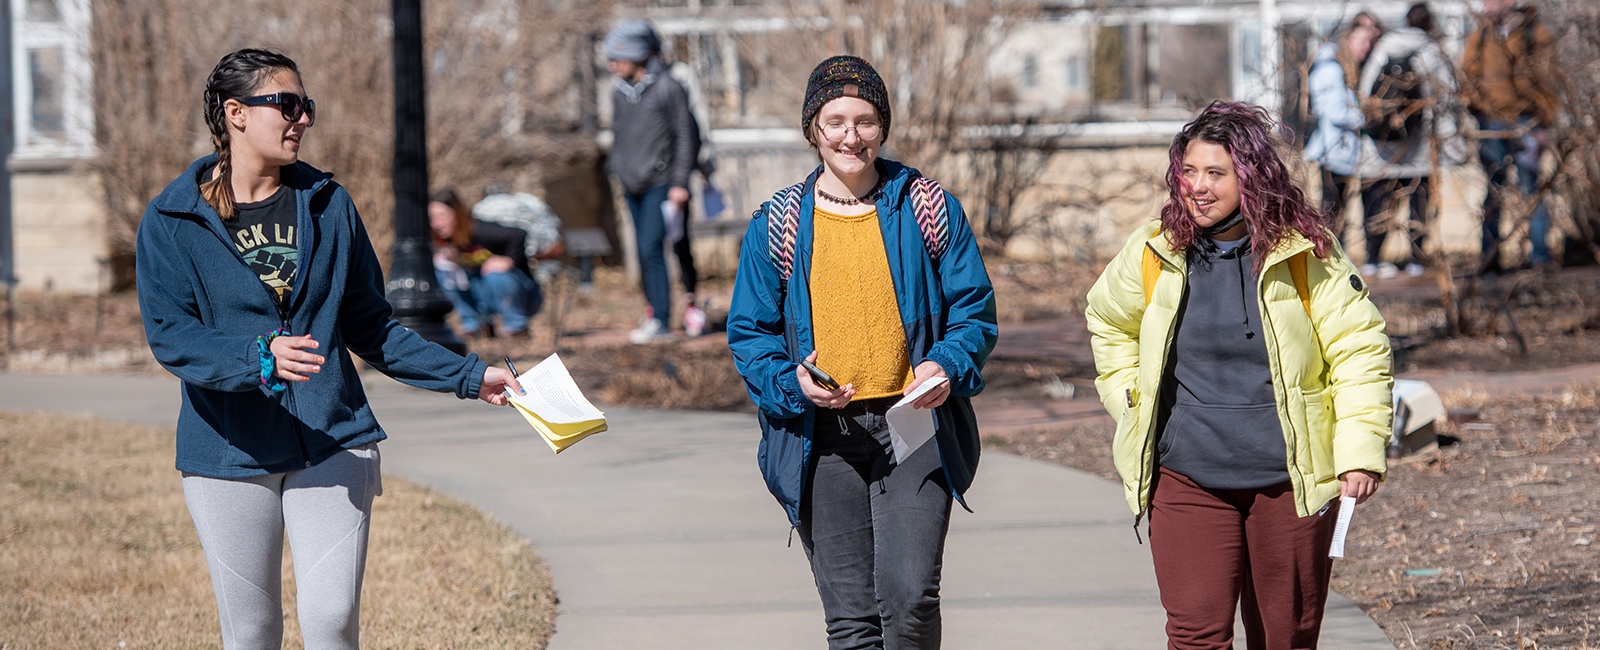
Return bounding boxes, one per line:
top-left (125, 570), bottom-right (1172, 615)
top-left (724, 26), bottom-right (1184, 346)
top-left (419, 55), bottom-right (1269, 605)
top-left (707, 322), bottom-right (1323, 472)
top-left (809, 206), bottom-right (913, 399)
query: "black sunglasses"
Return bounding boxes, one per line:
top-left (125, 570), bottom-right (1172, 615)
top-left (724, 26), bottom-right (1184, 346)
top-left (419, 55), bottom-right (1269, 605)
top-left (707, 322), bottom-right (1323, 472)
top-left (240, 92), bottom-right (316, 126)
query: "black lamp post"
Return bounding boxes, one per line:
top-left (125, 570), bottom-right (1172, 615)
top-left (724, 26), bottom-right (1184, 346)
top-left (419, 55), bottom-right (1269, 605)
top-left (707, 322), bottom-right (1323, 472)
top-left (385, 0), bottom-right (464, 354)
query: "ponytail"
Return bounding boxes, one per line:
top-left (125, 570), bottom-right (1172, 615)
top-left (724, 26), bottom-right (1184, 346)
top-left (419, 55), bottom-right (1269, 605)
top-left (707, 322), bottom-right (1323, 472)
top-left (199, 48), bottom-right (300, 220)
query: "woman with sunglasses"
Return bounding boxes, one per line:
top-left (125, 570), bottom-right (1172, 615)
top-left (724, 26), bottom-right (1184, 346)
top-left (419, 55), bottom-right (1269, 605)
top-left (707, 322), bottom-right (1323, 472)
top-left (1087, 102), bottom-right (1391, 648)
top-left (136, 48), bottom-right (522, 649)
top-left (728, 56), bottom-right (997, 649)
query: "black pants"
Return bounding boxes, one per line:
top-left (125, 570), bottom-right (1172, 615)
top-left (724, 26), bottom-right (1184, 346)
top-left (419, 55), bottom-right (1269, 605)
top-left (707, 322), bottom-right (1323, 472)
top-left (1361, 176), bottom-right (1430, 267)
top-left (1321, 169), bottom-right (1357, 249)
top-left (798, 397), bottom-right (953, 650)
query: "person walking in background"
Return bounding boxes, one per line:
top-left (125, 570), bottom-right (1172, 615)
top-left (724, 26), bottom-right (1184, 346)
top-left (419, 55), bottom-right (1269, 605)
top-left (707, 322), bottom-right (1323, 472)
top-left (1358, 2), bottom-right (1458, 279)
top-left (428, 188), bottom-right (544, 339)
top-left (136, 49), bottom-right (522, 650)
top-left (603, 18), bottom-right (706, 343)
top-left (1087, 102), bottom-right (1391, 649)
top-left (1462, 0), bottom-right (1560, 272)
top-left (1305, 18), bottom-right (1380, 248)
top-left (727, 56), bottom-right (997, 649)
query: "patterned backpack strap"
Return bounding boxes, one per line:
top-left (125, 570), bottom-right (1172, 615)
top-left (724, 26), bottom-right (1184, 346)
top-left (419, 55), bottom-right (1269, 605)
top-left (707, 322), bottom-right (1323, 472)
top-left (762, 182), bottom-right (806, 282)
top-left (908, 177), bottom-right (950, 262)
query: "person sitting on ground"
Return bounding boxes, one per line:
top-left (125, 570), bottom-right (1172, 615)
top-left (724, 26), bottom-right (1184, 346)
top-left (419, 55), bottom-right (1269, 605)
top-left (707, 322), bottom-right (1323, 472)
top-left (1088, 101), bottom-right (1391, 649)
top-left (471, 187), bottom-right (567, 284)
top-left (429, 188), bottom-right (543, 339)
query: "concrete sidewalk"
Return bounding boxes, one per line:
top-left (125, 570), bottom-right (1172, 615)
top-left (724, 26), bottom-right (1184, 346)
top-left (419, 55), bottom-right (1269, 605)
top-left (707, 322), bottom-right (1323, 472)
top-left (0, 373), bottom-right (1392, 649)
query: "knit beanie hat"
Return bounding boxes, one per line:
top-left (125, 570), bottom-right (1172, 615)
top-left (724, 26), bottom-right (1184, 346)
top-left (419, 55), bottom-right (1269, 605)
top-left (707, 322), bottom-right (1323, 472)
top-left (603, 19), bottom-right (660, 62)
top-left (801, 56), bottom-right (891, 142)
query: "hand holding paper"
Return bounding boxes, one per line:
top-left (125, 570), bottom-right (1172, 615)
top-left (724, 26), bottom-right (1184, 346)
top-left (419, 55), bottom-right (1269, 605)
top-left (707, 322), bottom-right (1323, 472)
top-left (504, 354), bottom-right (607, 453)
top-left (904, 360), bottom-right (951, 410)
top-left (885, 376), bottom-right (948, 465)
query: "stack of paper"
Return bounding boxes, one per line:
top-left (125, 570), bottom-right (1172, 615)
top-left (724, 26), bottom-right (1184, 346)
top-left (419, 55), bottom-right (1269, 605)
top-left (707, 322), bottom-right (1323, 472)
top-left (886, 377), bottom-right (948, 464)
top-left (506, 353), bottom-right (607, 453)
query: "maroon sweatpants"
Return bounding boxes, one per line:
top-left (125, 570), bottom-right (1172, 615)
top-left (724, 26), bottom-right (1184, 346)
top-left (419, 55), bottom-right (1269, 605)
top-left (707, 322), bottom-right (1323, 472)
top-left (1148, 467), bottom-right (1339, 650)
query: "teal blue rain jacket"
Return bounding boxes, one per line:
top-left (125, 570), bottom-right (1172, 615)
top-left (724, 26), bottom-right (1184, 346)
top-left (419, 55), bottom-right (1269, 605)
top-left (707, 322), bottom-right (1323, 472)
top-left (727, 159), bottom-right (998, 527)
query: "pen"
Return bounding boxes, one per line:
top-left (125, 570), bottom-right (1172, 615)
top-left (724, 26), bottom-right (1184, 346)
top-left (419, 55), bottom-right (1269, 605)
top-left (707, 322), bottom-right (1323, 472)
top-left (504, 357), bottom-right (524, 396)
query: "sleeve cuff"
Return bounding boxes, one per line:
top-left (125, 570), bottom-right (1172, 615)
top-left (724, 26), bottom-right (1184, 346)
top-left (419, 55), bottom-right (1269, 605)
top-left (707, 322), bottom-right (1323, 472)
top-left (461, 356), bottom-right (487, 400)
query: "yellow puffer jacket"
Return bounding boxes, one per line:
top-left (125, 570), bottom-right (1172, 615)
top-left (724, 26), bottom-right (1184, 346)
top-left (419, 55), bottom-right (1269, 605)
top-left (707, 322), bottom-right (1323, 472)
top-left (1087, 221), bottom-right (1391, 517)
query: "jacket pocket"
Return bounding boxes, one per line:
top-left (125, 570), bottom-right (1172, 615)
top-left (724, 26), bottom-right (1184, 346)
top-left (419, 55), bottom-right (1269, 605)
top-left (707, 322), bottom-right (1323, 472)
top-left (1303, 386), bottom-right (1336, 481)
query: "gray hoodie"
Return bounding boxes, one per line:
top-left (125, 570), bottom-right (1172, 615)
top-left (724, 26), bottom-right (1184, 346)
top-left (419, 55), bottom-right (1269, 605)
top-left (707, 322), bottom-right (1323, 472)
top-left (1156, 234), bottom-right (1290, 490)
top-left (608, 58), bottom-right (697, 196)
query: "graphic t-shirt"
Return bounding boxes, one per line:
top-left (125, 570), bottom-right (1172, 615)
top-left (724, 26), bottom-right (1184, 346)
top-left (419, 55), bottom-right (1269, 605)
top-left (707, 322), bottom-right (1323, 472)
top-left (225, 185), bottom-right (298, 313)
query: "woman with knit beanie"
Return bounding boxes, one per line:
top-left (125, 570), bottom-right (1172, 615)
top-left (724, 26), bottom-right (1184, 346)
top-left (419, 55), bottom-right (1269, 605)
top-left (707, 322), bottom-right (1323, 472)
top-left (728, 55), bottom-right (997, 649)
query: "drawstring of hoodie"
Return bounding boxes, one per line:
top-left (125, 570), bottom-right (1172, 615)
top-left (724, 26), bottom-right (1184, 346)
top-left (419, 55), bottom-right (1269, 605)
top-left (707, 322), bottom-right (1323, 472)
top-left (1237, 251), bottom-right (1255, 339)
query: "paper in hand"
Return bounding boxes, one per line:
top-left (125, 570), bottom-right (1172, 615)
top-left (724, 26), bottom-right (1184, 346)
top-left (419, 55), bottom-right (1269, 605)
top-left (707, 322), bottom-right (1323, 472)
top-left (1328, 496), bottom-right (1358, 558)
top-left (885, 377), bottom-right (949, 465)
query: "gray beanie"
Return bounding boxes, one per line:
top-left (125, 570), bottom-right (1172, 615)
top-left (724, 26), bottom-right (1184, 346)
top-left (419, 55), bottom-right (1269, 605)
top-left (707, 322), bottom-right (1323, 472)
top-left (604, 19), bottom-right (660, 62)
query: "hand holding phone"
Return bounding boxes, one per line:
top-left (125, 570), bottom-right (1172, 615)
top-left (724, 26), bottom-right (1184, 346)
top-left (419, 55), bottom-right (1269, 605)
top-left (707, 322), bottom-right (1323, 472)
top-left (799, 359), bottom-right (840, 391)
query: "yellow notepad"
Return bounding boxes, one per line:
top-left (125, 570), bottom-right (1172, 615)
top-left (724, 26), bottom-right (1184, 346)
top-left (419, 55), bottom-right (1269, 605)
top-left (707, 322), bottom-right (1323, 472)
top-left (511, 403), bottom-right (606, 454)
top-left (505, 353), bottom-right (607, 454)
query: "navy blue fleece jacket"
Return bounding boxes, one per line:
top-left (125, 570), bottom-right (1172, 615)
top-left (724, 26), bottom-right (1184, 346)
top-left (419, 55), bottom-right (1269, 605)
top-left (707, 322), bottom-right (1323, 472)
top-left (137, 156), bottom-right (486, 478)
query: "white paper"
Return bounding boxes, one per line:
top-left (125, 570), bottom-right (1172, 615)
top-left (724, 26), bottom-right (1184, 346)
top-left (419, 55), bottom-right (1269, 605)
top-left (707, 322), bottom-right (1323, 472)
top-left (506, 353), bottom-right (605, 424)
top-left (1328, 496), bottom-right (1358, 558)
top-left (885, 377), bottom-right (949, 464)
top-left (662, 200), bottom-right (684, 244)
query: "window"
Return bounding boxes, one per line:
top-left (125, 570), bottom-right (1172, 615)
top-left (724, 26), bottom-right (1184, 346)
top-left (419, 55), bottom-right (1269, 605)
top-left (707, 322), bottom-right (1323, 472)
top-left (1066, 55), bottom-right (1084, 93)
top-left (28, 48), bottom-right (65, 139)
top-left (25, 0), bottom-right (58, 22)
top-left (1155, 24), bottom-right (1231, 108)
top-left (1022, 54), bottom-right (1038, 89)
top-left (13, 0), bottom-right (93, 159)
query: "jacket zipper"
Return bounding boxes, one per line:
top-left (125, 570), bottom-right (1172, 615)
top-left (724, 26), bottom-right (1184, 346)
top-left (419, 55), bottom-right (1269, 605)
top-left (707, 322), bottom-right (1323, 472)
top-left (1132, 242), bottom-right (1183, 540)
top-left (1257, 266), bottom-right (1307, 514)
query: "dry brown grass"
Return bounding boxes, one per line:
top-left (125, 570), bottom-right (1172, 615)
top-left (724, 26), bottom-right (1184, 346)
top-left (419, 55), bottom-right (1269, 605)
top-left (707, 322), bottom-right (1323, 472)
top-left (0, 411), bottom-right (554, 649)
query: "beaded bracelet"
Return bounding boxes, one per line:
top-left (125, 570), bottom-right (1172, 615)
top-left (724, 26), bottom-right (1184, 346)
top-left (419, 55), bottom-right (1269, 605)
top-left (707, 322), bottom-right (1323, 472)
top-left (256, 327), bottom-right (291, 393)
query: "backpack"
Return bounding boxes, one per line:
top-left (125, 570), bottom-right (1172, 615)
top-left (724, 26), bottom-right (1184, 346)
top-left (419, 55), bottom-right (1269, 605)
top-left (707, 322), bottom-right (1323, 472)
top-left (1363, 51), bottom-right (1426, 142)
top-left (667, 61), bottom-right (716, 177)
top-left (761, 176), bottom-right (950, 284)
top-left (1141, 243), bottom-right (1313, 318)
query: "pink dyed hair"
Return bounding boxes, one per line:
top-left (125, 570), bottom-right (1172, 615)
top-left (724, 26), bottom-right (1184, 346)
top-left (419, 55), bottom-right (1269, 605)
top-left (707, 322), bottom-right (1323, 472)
top-left (1158, 101), bottom-right (1336, 274)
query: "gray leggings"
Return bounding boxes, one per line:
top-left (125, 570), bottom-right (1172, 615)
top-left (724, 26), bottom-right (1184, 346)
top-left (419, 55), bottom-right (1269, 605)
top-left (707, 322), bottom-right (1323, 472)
top-left (183, 444), bottom-right (382, 650)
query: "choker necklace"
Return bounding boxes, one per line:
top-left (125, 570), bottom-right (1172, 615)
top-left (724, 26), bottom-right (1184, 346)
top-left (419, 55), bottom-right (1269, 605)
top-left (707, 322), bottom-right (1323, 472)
top-left (817, 176), bottom-right (885, 206)
top-left (1202, 210), bottom-right (1245, 236)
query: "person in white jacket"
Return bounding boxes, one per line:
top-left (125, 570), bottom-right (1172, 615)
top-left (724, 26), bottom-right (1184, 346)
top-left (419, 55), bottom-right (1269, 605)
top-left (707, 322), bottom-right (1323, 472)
top-left (1357, 3), bottom-right (1460, 278)
top-left (1304, 21), bottom-right (1381, 247)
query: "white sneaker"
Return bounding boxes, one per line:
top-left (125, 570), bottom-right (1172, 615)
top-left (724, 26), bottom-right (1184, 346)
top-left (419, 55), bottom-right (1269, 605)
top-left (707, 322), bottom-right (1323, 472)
top-left (629, 318), bottom-right (671, 345)
top-left (1404, 263), bottom-right (1426, 278)
top-left (1360, 263), bottom-right (1378, 277)
top-left (684, 305), bottom-right (707, 338)
top-left (1377, 263), bottom-right (1398, 279)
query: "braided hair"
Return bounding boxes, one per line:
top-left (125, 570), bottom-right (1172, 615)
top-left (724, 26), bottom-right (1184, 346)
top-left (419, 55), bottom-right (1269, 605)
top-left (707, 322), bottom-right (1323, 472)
top-left (199, 49), bottom-right (300, 220)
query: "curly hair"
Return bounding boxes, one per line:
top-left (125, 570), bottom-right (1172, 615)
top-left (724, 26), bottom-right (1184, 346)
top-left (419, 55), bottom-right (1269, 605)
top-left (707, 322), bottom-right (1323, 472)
top-left (1158, 101), bottom-right (1336, 274)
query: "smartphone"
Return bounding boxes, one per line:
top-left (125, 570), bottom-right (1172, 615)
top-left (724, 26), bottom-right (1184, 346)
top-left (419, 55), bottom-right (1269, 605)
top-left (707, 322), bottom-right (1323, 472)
top-left (799, 359), bottom-right (840, 391)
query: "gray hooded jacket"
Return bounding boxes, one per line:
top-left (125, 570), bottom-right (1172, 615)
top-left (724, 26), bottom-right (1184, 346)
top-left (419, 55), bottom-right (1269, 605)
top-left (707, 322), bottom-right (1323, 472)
top-left (608, 58), bottom-right (697, 196)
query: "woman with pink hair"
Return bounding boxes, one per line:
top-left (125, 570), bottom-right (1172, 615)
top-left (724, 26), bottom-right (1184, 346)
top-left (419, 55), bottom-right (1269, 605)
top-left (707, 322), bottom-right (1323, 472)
top-left (1087, 101), bottom-right (1393, 648)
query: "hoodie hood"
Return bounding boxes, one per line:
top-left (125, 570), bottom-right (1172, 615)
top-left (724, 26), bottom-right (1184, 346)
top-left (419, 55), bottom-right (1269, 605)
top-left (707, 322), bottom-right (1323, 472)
top-left (1375, 26), bottom-right (1433, 58)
